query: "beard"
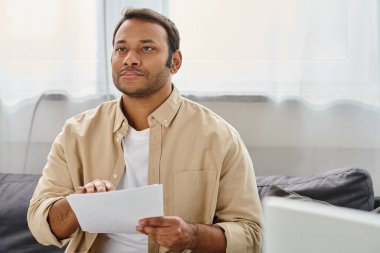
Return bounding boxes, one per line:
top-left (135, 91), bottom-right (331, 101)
top-left (112, 66), bottom-right (171, 99)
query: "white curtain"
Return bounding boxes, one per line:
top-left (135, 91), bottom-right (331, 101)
top-left (0, 0), bottom-right (166, 174)
top-left (170, 0), bottom-right (380, 106)
top-left (0, 0), bottom-right (109, 105)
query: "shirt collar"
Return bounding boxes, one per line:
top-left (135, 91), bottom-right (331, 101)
top-left (113, 85), bottom-right (183, 132)
top-left (113, 97), bottom-right (128, 133)
top-left (148, 86), bottom-right (182, 128)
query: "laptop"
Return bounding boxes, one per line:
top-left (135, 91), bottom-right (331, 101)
top-left (263, 197), bottom-right (380, 253)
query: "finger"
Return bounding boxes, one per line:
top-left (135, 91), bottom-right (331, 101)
top-left (83, 182), bottom-right (96, 193)
top-left (136, 225), bottom-right (148, 235)
top-left (93, 180), bottom-right (106, 192)
top-left (139, 217), bottom-right (163, 226)
top-left (139, 216), bottom-right (176, 227)
top-left (80, 180), bottom-right (115, 194)
top-left (76, 186), bottom-right (85, 194)
top-left (148, 234), bottom-right (185, 250)
top-left (104, 180), bottom-right (115, 191)
top-left (137, 224), bottom-right (173, 236)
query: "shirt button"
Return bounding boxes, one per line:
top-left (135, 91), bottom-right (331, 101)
top-left (164, 119), bottom-right (168, 124)
top-left (113, 174), bottom-right (118, 179)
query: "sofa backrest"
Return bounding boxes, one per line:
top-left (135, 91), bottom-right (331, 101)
top-left (0, 173), bottom-right (64, 253)
top-left (256, 167), bottom-right (375, 211)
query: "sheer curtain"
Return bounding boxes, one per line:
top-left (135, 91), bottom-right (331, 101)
top-left (0, 0), bottom-right (107, 105)
top-left (0, 0), bottom-right (165, 174)
top-left (170, 0), bottom-right (379, 106)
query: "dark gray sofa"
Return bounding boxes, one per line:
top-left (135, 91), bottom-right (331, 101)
top-left (1, 167), bottom-right (378, 252)
top-left (256, 167), bottom-right (379, 211)
top-left (0, 173), bottom-right (64, 253)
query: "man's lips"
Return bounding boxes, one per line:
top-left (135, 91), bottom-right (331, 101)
top-left (120, 70), bottom-right (144, 78)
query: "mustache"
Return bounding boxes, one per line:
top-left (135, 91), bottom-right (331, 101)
top-left (119, 67), bottom-right (144, 76)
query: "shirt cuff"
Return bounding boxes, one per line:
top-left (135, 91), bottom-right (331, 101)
top-left (214, 222), bottom-right (248, 253)
top-left (28, 196), bottom-right (70, 248)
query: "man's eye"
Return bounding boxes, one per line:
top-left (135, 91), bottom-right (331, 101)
top-left (116, 47), bottom-right (126, 53)
top-left (142, 47), bottom-right (153, 52)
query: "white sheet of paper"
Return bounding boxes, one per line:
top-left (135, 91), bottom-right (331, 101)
top-left (66, 184), bottom-right (163, 233)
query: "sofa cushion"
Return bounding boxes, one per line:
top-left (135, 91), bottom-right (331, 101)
top-left (0, 173), bottom-right (64, 253)
top-left (256, 168), bottom-right (375, 211)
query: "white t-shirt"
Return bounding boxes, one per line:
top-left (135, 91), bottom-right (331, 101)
top-left (102, 127), bottom-right (150, 253)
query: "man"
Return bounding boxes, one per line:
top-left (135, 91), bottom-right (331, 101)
top-left (28, 8), bottom-right (263, 253)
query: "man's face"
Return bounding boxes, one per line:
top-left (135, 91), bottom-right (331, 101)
top-left (111, 19), bottom-right (172, 98)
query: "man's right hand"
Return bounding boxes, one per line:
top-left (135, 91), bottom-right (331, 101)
top-left (76, 179), bottom-right (115, 194)
top-left (48, 179), bottom-right (116, 240)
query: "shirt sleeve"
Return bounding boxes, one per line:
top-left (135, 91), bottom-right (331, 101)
top-left (214, 132), bottom-right (263, 253)
top-left (27, 131), bottom-right (75, 247)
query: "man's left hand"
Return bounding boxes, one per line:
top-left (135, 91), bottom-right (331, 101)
top-left (136, 216), bottom-right (197, 250)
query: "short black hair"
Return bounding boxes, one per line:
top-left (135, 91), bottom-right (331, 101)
top-left (112, 8), bottom-right (180, 67)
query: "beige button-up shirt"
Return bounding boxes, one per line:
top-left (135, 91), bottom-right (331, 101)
top-left (27, 87), bottom-right (263, 253)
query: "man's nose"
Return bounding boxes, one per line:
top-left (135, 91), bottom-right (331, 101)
top-left (122, 51), bottom-right (140, 66)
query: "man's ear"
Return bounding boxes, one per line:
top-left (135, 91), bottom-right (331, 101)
top-left (170, 50), bottom-right (182, 74)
